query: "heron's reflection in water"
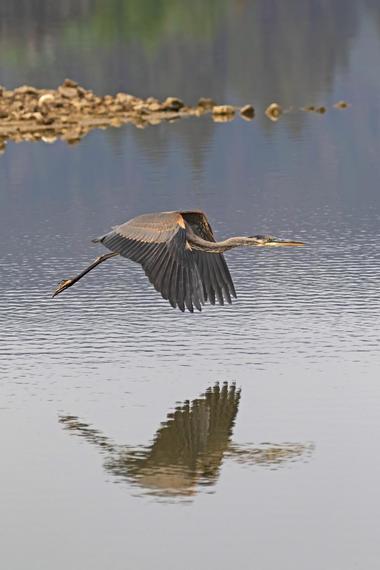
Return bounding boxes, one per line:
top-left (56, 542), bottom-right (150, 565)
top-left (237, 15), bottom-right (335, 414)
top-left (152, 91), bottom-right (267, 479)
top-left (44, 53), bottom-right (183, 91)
top-left (59, 383), bottom-right (313, 498)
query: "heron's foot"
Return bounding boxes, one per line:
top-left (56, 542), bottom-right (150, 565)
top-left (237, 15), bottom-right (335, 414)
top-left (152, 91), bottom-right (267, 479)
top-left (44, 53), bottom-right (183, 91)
top-left (52, 278), bottom-right (74, 298)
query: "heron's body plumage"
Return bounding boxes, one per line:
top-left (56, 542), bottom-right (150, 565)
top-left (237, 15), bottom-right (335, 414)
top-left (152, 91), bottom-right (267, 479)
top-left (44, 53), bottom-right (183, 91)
top-left (96, 210), bottom-right (236, 312)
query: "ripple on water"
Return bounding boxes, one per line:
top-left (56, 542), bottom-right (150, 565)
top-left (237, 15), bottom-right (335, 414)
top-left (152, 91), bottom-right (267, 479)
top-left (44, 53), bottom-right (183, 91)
top-left (1, 224), bottom-right (379, 384)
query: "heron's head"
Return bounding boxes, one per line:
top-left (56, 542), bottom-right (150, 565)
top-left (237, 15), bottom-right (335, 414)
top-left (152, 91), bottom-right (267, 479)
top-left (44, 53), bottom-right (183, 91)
top-left (52, 279), bottom-right (73, 298)
top-left (249, 235), bottom-right (305, 247)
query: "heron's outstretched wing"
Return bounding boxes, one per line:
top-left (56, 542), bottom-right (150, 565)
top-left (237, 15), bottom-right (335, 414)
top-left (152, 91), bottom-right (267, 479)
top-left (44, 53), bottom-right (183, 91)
top-left (181, 211), bottom-right (237, 305)
top-left (95, 212), bottom-right (205, 312)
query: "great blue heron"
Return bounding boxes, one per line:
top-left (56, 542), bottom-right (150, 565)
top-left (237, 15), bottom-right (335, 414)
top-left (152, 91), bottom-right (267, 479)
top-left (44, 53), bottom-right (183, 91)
top-left (53, 210), bottom-right (304, 312)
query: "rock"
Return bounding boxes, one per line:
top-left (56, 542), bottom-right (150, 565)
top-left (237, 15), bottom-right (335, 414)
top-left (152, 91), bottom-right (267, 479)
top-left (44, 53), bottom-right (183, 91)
top-left (302, 105), bottom-right (327, 114)
top-left (12, 101), bottom-right (23, 111)
top-left (334, 100), bottom-right (350, 109)
top-left (146, 97), bottom-right (160, 105)
top-left (197, 97), bottom-right (216, 109)
top-left (62, 78), bottom-right (78, 88)
top-left (162, 97), bottom-right (185, 111)
top-left (22, 133), bottom-right (37, 142)
top-left (71, 100), bottom-right (85, 111)
top-left (58, 86), bottom-right (78, 99)
top-left (116, 92), bottom-right (135, 104)
top-left (84, 91), bottom-right (95, 101)
top-left (41, 116), bottom-right (55, 125)
top-left (146, 116), bottom-right (163, 126)
top-left (240, 104), bottom-right (255, 120)
top-left (107, 103), bottom-right (123, 113)
top-left (212, 113), bottom-right (235, 123)
top-left (95, 105), bottom-right (109, 115)
top-left (110, 118), bottom-right (124, 127)
top-left (76, 86), bottom-right (87, 98)
top-left (265, 103), bottom-right (282, 122)
top-left (132, 102), bottom-right (149, 114)
top-left (32, 111), bottom-right (44, 123)
top-left (14, 85), bottom-right (38, 96)
top-left (61, 128), bottom-right (83, 144)
top-left (147, 102), bottom-right (162, 112)
top-left (42, 134), bottom-right (58, 144)
top-left (212, 105), bottom-right (235, 116)
top-left (38, 93), bottom-right (55, 107)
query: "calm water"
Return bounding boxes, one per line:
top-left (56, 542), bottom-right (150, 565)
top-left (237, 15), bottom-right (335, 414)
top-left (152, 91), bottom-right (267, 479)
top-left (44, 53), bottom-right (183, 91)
top-left (1, 2), bottom-right (380, 569)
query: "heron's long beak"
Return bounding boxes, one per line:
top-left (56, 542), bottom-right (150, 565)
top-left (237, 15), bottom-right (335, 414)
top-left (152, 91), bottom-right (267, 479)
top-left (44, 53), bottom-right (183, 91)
top-left (264, 238), bottom-right (305, 247)
top-left (251, 235), bottom-right (304, 247)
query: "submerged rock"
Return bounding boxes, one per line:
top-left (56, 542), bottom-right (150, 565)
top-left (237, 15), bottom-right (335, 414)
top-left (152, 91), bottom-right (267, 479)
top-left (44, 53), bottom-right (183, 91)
top-left (334, 100), bottom-right (350, 109)
top-left (212, 114), bottom-right (235, 123)
top-left (41, 134), bottom-right (58, 144)
top-left (212, 105), bottom-right (235, 116)
top-left (240, 104), bottom-right (255, 120)
top-left (162, 97), bottom-right (185, 111)
top-left (265, 103), bottom-right (282, 122)
top-left (197, 97), bottom-right (217, 110)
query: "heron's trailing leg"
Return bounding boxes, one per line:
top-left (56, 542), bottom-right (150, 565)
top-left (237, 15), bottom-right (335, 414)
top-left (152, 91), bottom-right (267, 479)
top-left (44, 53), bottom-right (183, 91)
top-left (52, 252), bottom-right (119, 298)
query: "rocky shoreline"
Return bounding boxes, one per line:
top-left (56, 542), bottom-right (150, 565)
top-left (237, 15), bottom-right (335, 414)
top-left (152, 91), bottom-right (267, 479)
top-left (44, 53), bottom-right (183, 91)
top-left (0, 79), bottom-right (350, 153)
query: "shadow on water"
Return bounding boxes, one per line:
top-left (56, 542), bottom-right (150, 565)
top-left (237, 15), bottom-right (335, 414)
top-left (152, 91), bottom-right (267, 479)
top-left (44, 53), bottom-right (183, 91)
top-left (59, 383), bottom-right (313, 500)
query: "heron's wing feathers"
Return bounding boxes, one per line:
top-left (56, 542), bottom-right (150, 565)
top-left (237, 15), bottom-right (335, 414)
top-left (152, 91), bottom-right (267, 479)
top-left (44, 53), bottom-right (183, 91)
top-left (98, 212), bottom-right (205, 312)
top-left (181, 211), bottom-right (237, 305)
top-left (181, 211), bottom-right (215, 241)
top-left (192, 251), bottom-right (236, 305)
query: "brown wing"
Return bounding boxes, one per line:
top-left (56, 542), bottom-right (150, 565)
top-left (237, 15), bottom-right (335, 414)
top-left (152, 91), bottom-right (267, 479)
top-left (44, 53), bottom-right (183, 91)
top-left (181, 211), bottom-right (237, 305)
top-left (95, 211), bottom-right (205, 312)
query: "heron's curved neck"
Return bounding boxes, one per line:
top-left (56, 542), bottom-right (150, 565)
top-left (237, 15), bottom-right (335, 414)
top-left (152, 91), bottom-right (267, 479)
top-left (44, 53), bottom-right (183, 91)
top-left (188, 234), bottom-right (260, 253)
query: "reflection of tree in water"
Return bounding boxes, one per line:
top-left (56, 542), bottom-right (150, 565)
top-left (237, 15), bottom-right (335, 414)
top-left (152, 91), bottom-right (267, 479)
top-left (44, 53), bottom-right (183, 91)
top-left (60, 383), bottom-right (312, 498)
top-left (228, 1), bottom-right (358, 107)
top-left (365, 0), bottom-right (380, 37)
top-left (0, 0), bottom-right (369, 105)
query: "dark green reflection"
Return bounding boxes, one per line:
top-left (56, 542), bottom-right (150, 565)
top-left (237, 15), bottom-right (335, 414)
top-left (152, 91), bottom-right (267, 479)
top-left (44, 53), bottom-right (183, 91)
top-left (60, 383), bottom-right (312, 498)
top-left (0, 0), bottom-right (375, 106)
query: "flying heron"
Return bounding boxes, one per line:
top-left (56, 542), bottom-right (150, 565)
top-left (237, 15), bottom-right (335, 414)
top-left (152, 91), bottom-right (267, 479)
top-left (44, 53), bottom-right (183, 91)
top-left (52, 210), bottom-right (304, 312)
